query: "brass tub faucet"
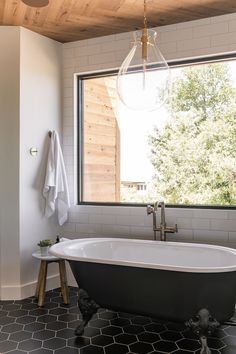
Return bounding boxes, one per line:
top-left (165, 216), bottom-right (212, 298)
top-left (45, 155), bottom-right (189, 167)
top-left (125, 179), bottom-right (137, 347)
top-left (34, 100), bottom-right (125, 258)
top-left (147, 201), bottom-right (178, 241)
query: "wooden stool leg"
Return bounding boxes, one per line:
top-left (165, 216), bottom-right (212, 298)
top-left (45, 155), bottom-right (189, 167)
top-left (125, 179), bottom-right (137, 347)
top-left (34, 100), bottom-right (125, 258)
top-left (38, 260), bottom-right (48, 307)
top-left (35, 261), bottom-right (44, 298)
top-left (59, 260), bottom-right (69, 304)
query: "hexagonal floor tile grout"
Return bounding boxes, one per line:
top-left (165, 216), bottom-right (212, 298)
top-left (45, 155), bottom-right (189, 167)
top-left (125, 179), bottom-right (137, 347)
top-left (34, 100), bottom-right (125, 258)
top-left (0, 288), bottom-right (235, 353)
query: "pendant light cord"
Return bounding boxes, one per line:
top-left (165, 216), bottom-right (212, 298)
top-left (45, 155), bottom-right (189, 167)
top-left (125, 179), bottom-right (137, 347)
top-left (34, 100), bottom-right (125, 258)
top-left (144, 0), bottom-right (147, 29)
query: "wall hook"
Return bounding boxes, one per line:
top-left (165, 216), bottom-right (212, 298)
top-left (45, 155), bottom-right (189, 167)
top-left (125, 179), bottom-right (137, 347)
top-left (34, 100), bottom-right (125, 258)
top-left (30, 147), bottom-right (38, 156)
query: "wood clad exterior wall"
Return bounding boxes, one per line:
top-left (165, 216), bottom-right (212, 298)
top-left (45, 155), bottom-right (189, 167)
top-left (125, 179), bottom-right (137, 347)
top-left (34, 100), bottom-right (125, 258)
top-left (83, 77), bottom-right (120, 202)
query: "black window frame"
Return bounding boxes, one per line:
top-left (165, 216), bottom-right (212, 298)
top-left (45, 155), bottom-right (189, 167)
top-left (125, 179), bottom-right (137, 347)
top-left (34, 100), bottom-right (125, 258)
top-left (77, 53), bottom-right (236, 210)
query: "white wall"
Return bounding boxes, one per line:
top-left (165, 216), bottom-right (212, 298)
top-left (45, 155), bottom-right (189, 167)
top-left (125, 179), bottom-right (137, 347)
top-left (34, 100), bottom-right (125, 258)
top-left (19, 28), bottom-right (62, 295)
top-left (0, 27), bottom-right (21, 298)
top-left (0, 27), bottom-right (62, 299)
top-left (62, 13), bottom-right (236, 249)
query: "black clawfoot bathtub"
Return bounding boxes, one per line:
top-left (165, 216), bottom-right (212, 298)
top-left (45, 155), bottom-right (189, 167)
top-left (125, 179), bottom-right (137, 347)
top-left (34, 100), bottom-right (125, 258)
top-left (50, 238), bottom-right (236, 321)
top-left (50, 237), bottom-right (236, 349)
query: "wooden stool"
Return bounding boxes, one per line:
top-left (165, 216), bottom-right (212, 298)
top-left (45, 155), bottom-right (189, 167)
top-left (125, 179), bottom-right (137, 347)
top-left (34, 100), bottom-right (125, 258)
top-left (32, 251), bottom-right (69, 307)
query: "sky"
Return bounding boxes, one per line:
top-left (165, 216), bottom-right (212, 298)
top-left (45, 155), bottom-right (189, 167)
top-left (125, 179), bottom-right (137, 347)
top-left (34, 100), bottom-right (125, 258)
top-left (116, 59), bottom-right (236, 183)
top-left (116, 68), bottom-right (180, 182)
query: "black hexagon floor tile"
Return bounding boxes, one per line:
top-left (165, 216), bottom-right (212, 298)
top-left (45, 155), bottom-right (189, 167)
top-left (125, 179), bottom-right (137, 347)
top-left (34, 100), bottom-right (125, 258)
top-left (138, 331), bottom-right (160, 343)
top-left (0, 332), bottom-right (8, 341)
top-left (0, 340), bottom-right (18, 352)
top-left (153, 339), bottom-right (178, 352)
top-left (5, 350), bottom-right (28, 354)
top-left (46, 321), bottom-right (67, 331)
top-left (24, 322), bottom-right (45, 332)
top-left (0, 287), bottom-right (236, 353)
top-left (55, 347), bottom-right (80, 354)
top-left (37, 314), bottom-right (57, 323)
top-left (130, 341), bottom-right (154, 354)
top-left (29, 308), bottom-right (48, 317)
top-left (160, 329), bottom-right (183, 341)
top-left (8, 309), bottom-right (28, 317)
top-left (123, 324), bottom-right (144, 334)
top-left (110, 317), bottom-right (131, 327)
top-left (221, 334), bottom-right (236, 353)
top-left (207, 337), bottom-right (226, 350)
top-left (56, 328), bottom-right (76, 339)
top-left (16, 315), bottom-right (36, 324)
top-left (83, 326), bottom-right (101, 337)
top-left (80, 345), bottom-right (104, 354)
top-left (0, 310), bottom-right (8, 318)
top-left (58, 313), bottom-right (78, 322)
top-left (89, 318), bottom-right (110, 328)
top-left (173, 350), bottom-right (197, 354)
top-left (43, 302), bottom-right (59, 310)
top-left (67, 336), bottom-right (90, 349)
top-left (91, 333), bottom-right (114, 346)
top-left (177, 338), bottom-right (201, 351)
top-left (67, 319), bottom-right (82, 329)
top-left (43, 337), bottom-right (66, 350)
top-left (145, 323), bottom-right (166, 333)
top-left (9, 330), bottom-right (32, 342)
top-left (18, 338), bottom-right (42, 351)
top-left (221, 347), bottom-right (236, 354)
top-left (0, 316), bottom-right (15, 326)
top-left (49, 307), bottom-right (67, 316)
top-left (28, 349), bottom-right (53, 354)
top-left (33, 329), bottom-right (55, 340)
top-left (102, 325), bottom-right (123, 336)
top-left (68, 306), bottom-right (81, 314)
top-left (225, 326), bottom-right (236, 336)
top-left (105, 343), bottom-right (128, 354)
top-left (21, 303), bottom-right (39, 311)
top-left (2, 323), bottom-right (24, 333)
top-left (14, 298), bottom-right (33, 304)
top-left (0, 301), bottom-right (13, 305)
top-left (115, 333), bottom-right (137, 345)
top-left (2, 304), bottom-right (21, 311)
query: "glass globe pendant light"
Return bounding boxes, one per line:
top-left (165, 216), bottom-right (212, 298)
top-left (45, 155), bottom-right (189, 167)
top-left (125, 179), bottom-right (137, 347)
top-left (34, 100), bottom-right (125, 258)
top-left (116, 0), bottom-right (170, 111)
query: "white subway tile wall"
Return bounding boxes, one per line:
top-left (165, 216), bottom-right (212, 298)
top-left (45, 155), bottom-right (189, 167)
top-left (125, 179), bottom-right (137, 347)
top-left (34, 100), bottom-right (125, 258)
top-left (62, 13), bottom-right (236, 248)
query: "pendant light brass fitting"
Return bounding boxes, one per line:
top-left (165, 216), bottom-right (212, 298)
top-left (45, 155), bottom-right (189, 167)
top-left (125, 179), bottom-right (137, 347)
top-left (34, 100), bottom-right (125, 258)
top-left (21, 0), bottom-right (49, 7)
top-left (141, 0), bottom-right (148, 60)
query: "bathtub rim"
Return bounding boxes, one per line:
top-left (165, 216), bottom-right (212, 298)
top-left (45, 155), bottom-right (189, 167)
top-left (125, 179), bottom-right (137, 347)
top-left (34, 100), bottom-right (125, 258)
top-left (49, 238), bottom-right (236, 273)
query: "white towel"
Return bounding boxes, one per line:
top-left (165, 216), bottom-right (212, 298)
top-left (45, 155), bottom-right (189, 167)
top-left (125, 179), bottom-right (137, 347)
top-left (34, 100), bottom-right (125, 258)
top-left (43, 131), bottom-right (70, 225)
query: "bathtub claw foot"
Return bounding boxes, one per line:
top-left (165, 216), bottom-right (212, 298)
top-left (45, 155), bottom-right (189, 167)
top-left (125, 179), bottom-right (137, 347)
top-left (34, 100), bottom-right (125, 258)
top-left (75, 289), bottom-right (99, 335)
top-left (200, 336), bottom-right (211, 354)
top-left (74, 320), bottom-right (87, 336)
top-left (185, 308), bottom-right (219, 354)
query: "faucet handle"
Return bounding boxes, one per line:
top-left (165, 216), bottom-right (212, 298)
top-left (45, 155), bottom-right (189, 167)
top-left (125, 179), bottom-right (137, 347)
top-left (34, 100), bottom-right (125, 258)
top-left (147, 204), bottom-right (154, 215)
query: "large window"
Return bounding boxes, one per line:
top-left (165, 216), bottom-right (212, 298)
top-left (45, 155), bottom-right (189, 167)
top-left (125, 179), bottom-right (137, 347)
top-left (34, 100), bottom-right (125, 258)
top-left (78, 57), bottom-right (236, 207)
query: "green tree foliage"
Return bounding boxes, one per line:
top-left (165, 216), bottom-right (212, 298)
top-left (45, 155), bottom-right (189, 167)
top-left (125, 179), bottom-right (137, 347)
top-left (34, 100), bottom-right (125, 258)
top-left (149, 63), bottom-right (236, 205)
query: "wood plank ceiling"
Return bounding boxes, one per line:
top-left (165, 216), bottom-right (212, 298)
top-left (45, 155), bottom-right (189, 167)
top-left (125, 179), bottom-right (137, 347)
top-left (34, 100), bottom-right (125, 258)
top-left (0, 0), bottom-right (236, 43)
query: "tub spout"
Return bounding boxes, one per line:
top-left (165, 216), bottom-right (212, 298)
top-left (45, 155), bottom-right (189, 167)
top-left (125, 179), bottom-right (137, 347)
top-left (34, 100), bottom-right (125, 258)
top-left (147, 202), bottom-right (158, 240)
